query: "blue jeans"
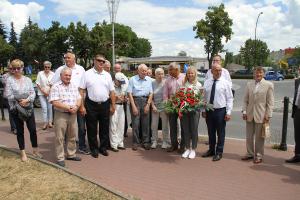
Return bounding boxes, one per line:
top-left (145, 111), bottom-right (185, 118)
top-left (39, 95), bottom-right (53, 123)
top-left (206, 108), bottom-right (226, 154)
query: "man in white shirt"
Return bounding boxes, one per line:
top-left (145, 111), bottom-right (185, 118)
top-left (204, 55), bottom-right (232, 89)
top-left (202, 63), bottom-right (233, 161)
top-left (50, 51), bottom-right (89, 155)
top-left (79, 54), bottom-right (116, 158)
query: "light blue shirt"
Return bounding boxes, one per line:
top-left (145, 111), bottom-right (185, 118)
top-left (127, 75), bottom-right (153, 96)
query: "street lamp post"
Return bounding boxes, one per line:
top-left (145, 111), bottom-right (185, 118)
top-left (254, 11), bottom-right (263, 66)
top-left (107, 0), bottom-right (120, 69)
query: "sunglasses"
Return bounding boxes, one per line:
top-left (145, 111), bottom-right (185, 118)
top-left (96, 59), bottom-right (105, 64)
top-left (11, 67), bottom-right (22, 71)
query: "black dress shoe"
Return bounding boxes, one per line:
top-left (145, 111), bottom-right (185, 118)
top-left (118, 146), bottom-right (126, 150)
top-left (57, 161), bottom-right (65, 167)
top-left (177, 148), bottom-right (185, 154)
top-left (132, 144), bottom-right (138, 151)
top-left (111, 148), bottom-right (119, 152)
top-left (91, 151), bottom-right (99, 158)
top-left (167, 146), bottom-right (178, 152)
top-left (212, 154), bottom-right (222, 161)
top-left (99, 150), bottom-right (109, 156)
top-left (241, 156), bottom-right (254, 161)
top-left (143, 144), bottom-right (150, 150)
top-left (285, 156), bottom-right (300, 163)
top-left (66, 156), bottom-right (81, 161)
top-left (202, 150), bottom-right (215, 158)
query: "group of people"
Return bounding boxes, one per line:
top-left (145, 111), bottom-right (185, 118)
top-left (2, 52), bottom-right (300, 167)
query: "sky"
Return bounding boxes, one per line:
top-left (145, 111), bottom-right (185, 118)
top-left (0, 0), bottom-right (299, 58)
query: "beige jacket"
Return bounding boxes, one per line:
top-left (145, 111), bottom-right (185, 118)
top-left (243, 79), bottom-right (274, 123)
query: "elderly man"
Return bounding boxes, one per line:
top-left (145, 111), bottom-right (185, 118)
top-left (51, 51), bottom-right (89, 155)
top-left (127, 64), bottom-right (153, 150)
top-left (49, 67), bottom-right (82, 167)
top-left (205, 55), bottom-right (232, 88)
top-left (286, 67), bottom-right (300, 163)
top-left (114, 63), bottom-right (129, 137)
top-left (104, 60), bottom-right (111, 73)
top-left (202, 63), bottom-right (233, 161)
top-left (163, 62), bottom-right (185, 153)
top-left (242, 66), bottom-right (274, 164)
top-left (79, 54), bottom-right (115, 158)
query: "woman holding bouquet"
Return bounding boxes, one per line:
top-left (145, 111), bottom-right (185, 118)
top-left (181, 67), bottom-right (202, 159)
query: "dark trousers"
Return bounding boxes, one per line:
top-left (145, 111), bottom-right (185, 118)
top-left (169, 113), bottom-right (185, 149)
top-left (294, 109), bottom-right (300, 155)
top-left (85, 98), bottom-right (110, 153)
top-left (5, 100), bottom-right (16, 131)
top-left (130, 97), bottom-right (150, 145)
top-left (206, 108), bottom-right (226, 154)
top-left (77, 113), bottom-right (87, 150)
top-left (12, 111), bottom-right (38, 150)
top-left (181, 111), bottom-right (200, 149)
top-left (123, 102), bottom-right (128, 135)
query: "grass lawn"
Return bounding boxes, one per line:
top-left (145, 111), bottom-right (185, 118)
top-left (0, 148), bottom-right (124, 200)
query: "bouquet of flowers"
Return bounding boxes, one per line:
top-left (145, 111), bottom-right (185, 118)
top-left (164, 87), bottom-right (212, 118)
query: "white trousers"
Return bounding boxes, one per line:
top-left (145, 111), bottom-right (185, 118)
top-left (109, 105), bottom-right (125, 149)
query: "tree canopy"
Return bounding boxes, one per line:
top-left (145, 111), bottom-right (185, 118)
top-left (0, 19), bottom-right (152, 71)
top-left (193, 3), bottom-right (233, 68)
top-left (239, 38), bottom-right (270, 70)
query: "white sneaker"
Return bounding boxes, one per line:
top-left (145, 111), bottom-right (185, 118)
top-left (151, 142), bottom-right (157, 149)
top-left (188, 150), bottom-right (196, 159)
top-left (161, 142), bottom-right (169, 149)
top-left (182, 149), bottom-right (190, 158)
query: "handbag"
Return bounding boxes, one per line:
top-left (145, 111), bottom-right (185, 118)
top-left (15, 102), bottom-right (33, 121)
top-left (261, 122), bottom-right (271, 138)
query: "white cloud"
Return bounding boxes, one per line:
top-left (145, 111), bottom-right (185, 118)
top-left (0, 0), bottom-right (44, 33)
top-left (192, 0), bottom-right (223, 6)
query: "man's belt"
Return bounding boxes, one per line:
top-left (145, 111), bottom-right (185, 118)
top-left (133, 96), bottom-right (149, 99)
top-left (86, 97), bottom-right (109, 105)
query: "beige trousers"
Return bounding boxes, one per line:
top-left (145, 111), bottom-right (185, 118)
top-left (246, 120), bottom-right (265, 159)
top-left (54, 111), bottom-right (77, 161)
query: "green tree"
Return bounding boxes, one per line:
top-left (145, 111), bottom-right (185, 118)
top-left (240, 38), bottom-right (270, 70)
top-left (224, 51), bottom-right (233, 68)
top-left (44, 21), bottom-right (69, 69)
top-left (19, 18), bottom-right (46, 68)
top-left (193, 3), bottom-right (233, 68)
top-left (292, 47), bottom-right (300, 66)
top-left (0, 36), bottom-right (15, 70)
top-left (131, 38), bottom-right (151, 58)
top-left (0, 19), bottom-right (7, 40)
top-left (178, 51), bottom-right (187, 57)
top-left (67, 22), bottom-right (92, 68)
top-left (8, 22), bottom-right (21, 59)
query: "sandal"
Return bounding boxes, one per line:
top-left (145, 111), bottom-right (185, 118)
top-left (48, 123), bottom-right (53, 128)
top-left (253, 158), bottom-right (263, 164)
top-left (42, 124), bottom-right (48, 130)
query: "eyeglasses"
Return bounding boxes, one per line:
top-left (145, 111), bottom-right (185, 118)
top-left (11, 67), bottom-right (22, 71)
top-left (96, 59), bottom-right (105, 64)
top-left (44, 66), bottom-right (51, 69)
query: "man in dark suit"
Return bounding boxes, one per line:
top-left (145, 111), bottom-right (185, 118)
top-left (286, 67), bottom-right (300, 163)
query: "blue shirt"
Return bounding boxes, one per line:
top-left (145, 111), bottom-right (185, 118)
top-left (127, 75), bottom-right (153, 97)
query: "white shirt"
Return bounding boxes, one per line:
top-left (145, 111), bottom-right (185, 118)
top-left (183, 81), bottom-right (203, 94)
top-left (50, 64), bottom-right (85, 87)
top-left (79, 68), bottom-right (115, 102)
top-left (204, 77), bottom-right (233, 115)
top-left (36, 71), bottom-right (54, 95)
top-left (205, 68), bottom-right (232, 88)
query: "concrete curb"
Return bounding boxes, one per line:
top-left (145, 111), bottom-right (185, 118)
top-left (0, 146), bottom-right (136, 200)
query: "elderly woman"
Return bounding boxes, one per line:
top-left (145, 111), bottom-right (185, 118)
top-left (151, 68), bottom-right (171, 149)
top-left (5, 59), bottom-right (42, 161)
top-left (36, 61), bottom-right (54, 130)
top-left (181, 67), bottom-right (202, 159)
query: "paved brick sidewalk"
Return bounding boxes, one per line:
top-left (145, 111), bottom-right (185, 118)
top-left (0, 121), bottom-right (299, 200)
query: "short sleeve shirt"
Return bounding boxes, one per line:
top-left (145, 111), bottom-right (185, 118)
top-left (127, 75), bottom-right (153, 96)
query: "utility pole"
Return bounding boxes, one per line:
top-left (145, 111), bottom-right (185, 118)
top-left (107, 0), bottom-right (120, 68)
top-left (254, 12), bottom-right (263, 66)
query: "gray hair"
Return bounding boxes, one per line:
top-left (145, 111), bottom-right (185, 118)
top-left (155, 67), bottom-right (164, 75)
top-left (137, 64), bottom-right (148, 71)
top-left (105, 60), bottom-right (111, 66)
top-left (168, 62), bottom-right (179, 70)
top-left (43, 61), bottom-right (52, 66)
top-left (60, 67), bottom-right (72, 75)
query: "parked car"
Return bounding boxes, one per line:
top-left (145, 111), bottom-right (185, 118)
top-left (233, 69), bottom-right (252, 75)
top-left (264, 71), bottom-right (284, 81)
top-left (197, 72), bottom-right (206, 85)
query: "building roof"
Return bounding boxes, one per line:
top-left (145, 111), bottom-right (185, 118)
top-left (118, 56), bottom-right (207, 64)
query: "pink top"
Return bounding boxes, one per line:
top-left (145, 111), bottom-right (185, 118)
top-left (163, 73), bottom-right (185, 100)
